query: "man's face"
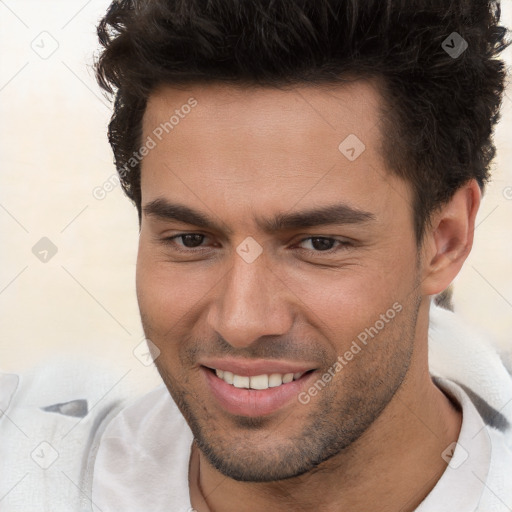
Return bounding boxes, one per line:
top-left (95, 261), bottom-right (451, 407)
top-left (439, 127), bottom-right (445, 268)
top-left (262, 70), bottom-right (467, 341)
top-left (137, 81), bottom-right (423, 481)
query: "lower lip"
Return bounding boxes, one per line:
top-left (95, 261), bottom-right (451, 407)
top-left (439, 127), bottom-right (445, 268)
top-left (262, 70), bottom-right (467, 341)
top-left (202, 367), bottom-right (315, 417)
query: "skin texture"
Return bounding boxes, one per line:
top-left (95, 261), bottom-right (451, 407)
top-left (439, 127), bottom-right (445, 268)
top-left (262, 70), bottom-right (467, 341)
top-left (136, 81), bottom-right (480, 511)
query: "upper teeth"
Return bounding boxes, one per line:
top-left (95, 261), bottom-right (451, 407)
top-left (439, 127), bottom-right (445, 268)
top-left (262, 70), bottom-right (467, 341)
top-left (215, 369), bottom-right (305, 389)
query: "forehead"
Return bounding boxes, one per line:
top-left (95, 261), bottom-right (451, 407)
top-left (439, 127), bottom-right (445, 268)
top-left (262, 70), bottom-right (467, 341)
top-left (143, 80), bottom-right (382, 148)
top-left (140, 81), bottom-right (413, 232)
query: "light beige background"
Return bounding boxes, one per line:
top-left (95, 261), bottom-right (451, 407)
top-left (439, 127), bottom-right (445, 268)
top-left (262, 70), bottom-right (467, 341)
top-left (1, 1), bottom-right (511, 391)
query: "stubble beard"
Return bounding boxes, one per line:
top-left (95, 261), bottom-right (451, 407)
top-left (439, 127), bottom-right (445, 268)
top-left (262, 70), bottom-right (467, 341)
top-left (148, 295), bottom-right (421, 482)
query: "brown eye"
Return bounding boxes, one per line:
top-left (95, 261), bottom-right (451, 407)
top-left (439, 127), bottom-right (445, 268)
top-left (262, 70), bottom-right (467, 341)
top-left (296, 237), bottom-right (351, 253)
top-left (161, 233), bottom-right (211, 253)
top-left (175, 234), bottom-right (206, 248)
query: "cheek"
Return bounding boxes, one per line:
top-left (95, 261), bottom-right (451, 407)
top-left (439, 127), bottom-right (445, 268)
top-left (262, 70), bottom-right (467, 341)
top-left (135, 241), bottom-right (217, 330)
top-left (291, 258), bottom-right (413, 326)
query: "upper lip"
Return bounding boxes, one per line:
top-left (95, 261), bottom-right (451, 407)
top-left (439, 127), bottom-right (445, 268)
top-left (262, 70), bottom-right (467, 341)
top-left (200, 357), bottom-right (316, 377)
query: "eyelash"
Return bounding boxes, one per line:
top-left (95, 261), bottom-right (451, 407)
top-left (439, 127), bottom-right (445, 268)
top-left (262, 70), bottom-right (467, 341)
top-left (161, 233), bottom-right (352, 255)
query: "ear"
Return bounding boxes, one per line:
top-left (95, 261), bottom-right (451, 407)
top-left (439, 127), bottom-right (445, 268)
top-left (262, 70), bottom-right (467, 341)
top-left (420, 179), bottom-right (481, 296)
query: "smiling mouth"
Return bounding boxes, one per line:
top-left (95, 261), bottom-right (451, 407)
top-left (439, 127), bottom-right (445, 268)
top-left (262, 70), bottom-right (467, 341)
top-left (204, 366), bottom-right (314, 390)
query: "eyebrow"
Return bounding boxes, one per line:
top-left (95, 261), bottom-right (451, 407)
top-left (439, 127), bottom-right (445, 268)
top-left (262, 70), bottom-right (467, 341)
top-left (143, 198), bottom-right (376, 235)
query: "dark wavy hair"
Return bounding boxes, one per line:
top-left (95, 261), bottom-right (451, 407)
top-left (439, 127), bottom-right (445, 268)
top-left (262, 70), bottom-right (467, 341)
top-left (95, 0), bottom-right (509, 243)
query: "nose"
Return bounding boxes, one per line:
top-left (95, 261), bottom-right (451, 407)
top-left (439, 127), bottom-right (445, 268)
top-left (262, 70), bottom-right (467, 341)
top-left (206, 246), bottom-right (294, 349)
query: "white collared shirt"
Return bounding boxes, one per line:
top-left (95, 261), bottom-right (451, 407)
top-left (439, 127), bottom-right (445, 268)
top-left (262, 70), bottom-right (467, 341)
top-left (91, 378), bottom-right (512, 512)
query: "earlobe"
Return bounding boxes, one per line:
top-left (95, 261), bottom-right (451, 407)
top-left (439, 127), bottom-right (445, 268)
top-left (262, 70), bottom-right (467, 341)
top-left (421, 180), bottom-right (481, 296)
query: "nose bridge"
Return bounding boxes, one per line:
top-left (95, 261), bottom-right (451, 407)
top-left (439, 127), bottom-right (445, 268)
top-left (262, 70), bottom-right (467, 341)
top-left (208, 247), bottom-right (292, 348)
